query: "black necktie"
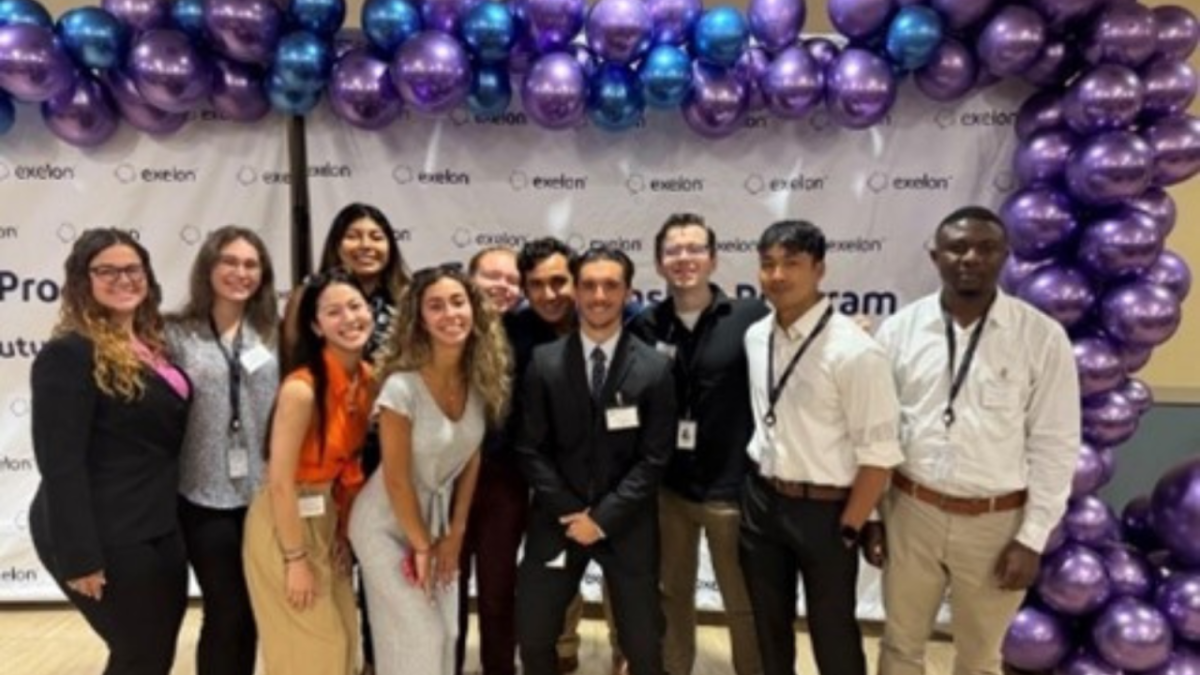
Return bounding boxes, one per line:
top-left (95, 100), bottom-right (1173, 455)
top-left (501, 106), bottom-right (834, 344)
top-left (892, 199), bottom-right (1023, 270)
top-left (590, 347), bottom-right (607, 401)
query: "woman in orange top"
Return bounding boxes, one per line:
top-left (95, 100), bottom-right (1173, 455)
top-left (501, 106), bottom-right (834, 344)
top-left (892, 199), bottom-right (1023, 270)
top-left (243, 270), bottom-right (374, 675)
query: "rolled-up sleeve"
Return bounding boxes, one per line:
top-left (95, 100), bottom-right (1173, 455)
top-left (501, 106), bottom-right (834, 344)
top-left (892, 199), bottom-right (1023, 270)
top-left (837, 347), bottom-right (904, 470)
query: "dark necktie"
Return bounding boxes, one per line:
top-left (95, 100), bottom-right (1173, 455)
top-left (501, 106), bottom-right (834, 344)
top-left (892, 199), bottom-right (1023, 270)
top-left (590, 347), bottom-right (607, 401)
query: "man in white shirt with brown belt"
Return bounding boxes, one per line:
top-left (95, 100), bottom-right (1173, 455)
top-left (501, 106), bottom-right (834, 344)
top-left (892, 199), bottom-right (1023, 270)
top-left (741, 220), bottom-right (904, 675)
top-left (873, 206), bottom-right (1080, 675)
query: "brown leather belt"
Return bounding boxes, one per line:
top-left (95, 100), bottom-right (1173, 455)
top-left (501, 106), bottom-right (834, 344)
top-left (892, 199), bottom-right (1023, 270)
top-left (752, 466), bottom-right (850, 502)
top-left (892, 472), bottom-right (1027, 516)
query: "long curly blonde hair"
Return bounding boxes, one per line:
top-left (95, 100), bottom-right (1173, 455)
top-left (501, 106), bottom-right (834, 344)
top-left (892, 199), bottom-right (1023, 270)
top-left (52, 229), bottom-right (166, 400)
top-left (375, 266), bottom-right (511, 426)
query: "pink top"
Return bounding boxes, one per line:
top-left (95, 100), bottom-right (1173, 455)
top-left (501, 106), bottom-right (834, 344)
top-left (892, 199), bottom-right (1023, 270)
top-left (152, 361), bottom-right (191, 400)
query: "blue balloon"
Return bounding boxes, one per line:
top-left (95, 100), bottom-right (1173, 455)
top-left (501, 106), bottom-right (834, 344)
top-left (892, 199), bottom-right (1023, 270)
top-left (362, 0), bottom-right (422, 55)
top-left (267, 71), bottom-right (321, 114)
top-left (0, 90), bottom-right (14, 135)
top-left (692, 7), bottom-right (747, 68)
top-left (273, 30), bottom-right (333, 92)
top-left (639, 43), bottom-right (691, 108)
top-left (587, 62), bottom-right (644, 131)
top-left (886, 5), bottom-right (943, 71)
top-left (461, 2), bottom-right (514, 63)
top-left (170, 0), bottom-right (205, 41)
top-left (56, 7), bottom-right (128, 71)
top-left (0, 0), bottom-right (51, 29)
top-left (290, 0), bottom-right (346, 37)
top-left (468, 63), bottom-right (511, 116)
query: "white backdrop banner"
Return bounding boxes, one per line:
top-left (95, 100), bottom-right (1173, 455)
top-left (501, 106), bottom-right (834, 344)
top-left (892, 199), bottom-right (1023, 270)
top-left (1, 80), bottom-right (1024, 616)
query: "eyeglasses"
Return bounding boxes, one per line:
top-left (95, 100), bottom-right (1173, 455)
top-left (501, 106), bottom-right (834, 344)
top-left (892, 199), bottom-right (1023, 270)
top-left (217, 255), bottom-right (262, 272)
top-left (89, 264), bottom-right (146, 284)
top-left (661, 244), bottom-right (711, 260)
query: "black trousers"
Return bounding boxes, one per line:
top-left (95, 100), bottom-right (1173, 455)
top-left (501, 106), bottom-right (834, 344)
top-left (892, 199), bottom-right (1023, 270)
top-left (739, 474), bottom-right (865, 675)
top-left (516, 515), bottom-right (663, 675)
top-left (40, 531), bottom-right (188, 675)
top-left (179, 498), bottom-right (257, 675)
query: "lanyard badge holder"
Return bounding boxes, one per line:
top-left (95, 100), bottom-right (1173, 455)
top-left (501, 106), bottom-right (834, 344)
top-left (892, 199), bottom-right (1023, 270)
top-left (210, 316), bottom-right (250, 479)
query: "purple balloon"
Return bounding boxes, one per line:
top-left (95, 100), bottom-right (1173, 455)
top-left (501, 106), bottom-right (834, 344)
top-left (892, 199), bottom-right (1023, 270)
top-left (127, 29), bottom-right (211, 114)
top-left (1103, 543), bottom-right (1154, 599)
top-left (1121, 377), bottom-right (1155, 414)
top-left (210, 56), bottom-right (270, 122)
top-left (204, 0), bottom-right (283, 66)
top-left (1157, 572), bottom-right (1200, 641)
top-left (1045, 523), bottom-right (1067, 553)
top-left (930, 0), bottom-right (992, 31)
top-left (1145, 251), bottom-right (1192, 302)
top-left (1000, 255), bottom-right (1050, 294)
top-left (825, 48), bottom-right (896, 130)
top-left (1000, 187), bottom-right (1078, 261)
top-left (1056, 650), bottom-right (1123, 675)
top-left (1074, 337), bottom-right (1126, 400)
top-left (1142, 648), bottom-right (1200, 675)
top-left (1148, 549), bottom-right (1183, 583)
top-left (1037, 543), bottom-right (1113, 616)
top-left (1092, 597), bottom-right (1174, 672)
top-left (329, 48), bottom-right (402, 130)
top-left (1129, 187), bottom-right (1178, 237)
top-left (523, 0), bottom-right (586, 53)
top-left (1066, 130), bottom-right (1154, 207)
top-left (734, 46), bottom-right (769, 112)
top-left (1023, 40), bottom-right (1079, 89)
top-left (1017, 264), bottom-right (1095, 328)
top-left (422, 0), bottom-right (479, 35)
top-left (1082, 390), bottom-right (1139, 446)
top-left (101, 0), bottom-right (169, 32)
top-left (1001, 605), bottom-right (1071, 671)
top-left (1101, 281), bottom-right (1182, 348)
top-left (40, 74), bottom-right (119, 148)
top-left (914, 38), bottom-right (977, 102)
top-left (1065, 495), bottom-right (1121, 544)
top-left (0, 24), bottom-right (75, 103)
top-left (749, 0), bottom-right (804, 54)
top-left (1027, 0), bottom-right (1102, 31)
top-left (804, 37), bottom-right (839, 69)
top-left (1015, 129), bottom-right (1077, 187)
top-left (103, 68), bottom-right (186, 134)
top-left (761, 45), bottom-right (823, 119)
top-left (1141, 57), bottom-right (1198, 119)
top-left (569, 43), bottom-right (597, 78)
top-left (1154, 6), bottom-right (1199, 62)
top-left (1124, 495), bottom-right (1162, 551)
top-left (1077, 208), bottom-right (1164, 281)
top-left (1119, 341), bottom-right (1154, 374)
top-left (681, 62), bottom-right (747, 139)
top-left (1152, 457), bottom-right (1200, 567)
top-left (977, 5), bottom-right (1046, 78)
top-left (506, 33), bottom-right (536, 75)
top-left (1016, 89), bottom-right (1065, 140)
top-left (646, 0), bottom-right (701, 46)
top-left (1086, 2), bottom-right (1158, 68)
top-left (521, 52), bottom-right (585, 130)
top-left (828, 0), bottom-right (893, 40)
top-left (1073, 442), bottom-right (1116, 497)
top-left (391, 30), bottom-right (469, 115)
top-left (585, 0), bottom-right (652, 65)
top-left (1063, 64), bottom-right (1144, 134)
top-left (1144, 114), bottom-right (1200, 186)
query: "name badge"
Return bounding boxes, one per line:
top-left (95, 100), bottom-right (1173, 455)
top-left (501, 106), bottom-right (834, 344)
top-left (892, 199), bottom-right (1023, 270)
top-left (655, 341), bottom-right (677, 359)
top-left (298, 494), bottom-right (326, 518)
top-left (240, 343), bottom-right (274, 374)
top-left (677, 420), bottom-right (697, 451)
top-left (228, 446), bottom-right (250, 479)
top-left (606, 405), bottom-right (640, 431)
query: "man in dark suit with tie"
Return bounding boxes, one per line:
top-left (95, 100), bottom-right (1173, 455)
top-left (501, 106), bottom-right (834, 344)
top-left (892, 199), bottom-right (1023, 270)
top-left (516, 246), bottom-right (677, 675)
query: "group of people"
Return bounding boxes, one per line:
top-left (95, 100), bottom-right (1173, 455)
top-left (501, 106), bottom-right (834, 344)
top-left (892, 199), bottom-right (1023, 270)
top-left (28, 203), bottom-right (1081, 675)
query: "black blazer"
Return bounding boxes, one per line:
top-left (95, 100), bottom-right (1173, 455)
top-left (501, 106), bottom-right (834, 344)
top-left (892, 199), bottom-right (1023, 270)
top-left (516, 330), bottom-right (676, 543)
top-left (29, 332), bottom-right (191, 579)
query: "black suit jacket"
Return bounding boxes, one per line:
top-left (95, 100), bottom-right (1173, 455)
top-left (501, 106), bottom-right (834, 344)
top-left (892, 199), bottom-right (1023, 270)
top-left (29, 332), bottom-right (191, 579)
top-left (516, 330), bottom-right (676, 551)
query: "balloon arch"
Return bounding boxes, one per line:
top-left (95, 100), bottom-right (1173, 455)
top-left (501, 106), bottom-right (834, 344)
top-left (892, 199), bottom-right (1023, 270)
top-left (3, 0), bottom-right (1200, 671)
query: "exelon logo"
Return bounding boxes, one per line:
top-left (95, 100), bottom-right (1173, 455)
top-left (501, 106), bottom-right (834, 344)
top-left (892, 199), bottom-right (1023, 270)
top-left (867, 171), bottom-right (952, 192)
top-left (0, 162), bottom-right (75, 181)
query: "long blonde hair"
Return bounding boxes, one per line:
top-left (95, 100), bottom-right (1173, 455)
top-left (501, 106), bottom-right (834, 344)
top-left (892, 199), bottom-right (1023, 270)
top-left (53, 229), bottom-right (166, 400)
top-left (375, 266), bottom-right (511, 426)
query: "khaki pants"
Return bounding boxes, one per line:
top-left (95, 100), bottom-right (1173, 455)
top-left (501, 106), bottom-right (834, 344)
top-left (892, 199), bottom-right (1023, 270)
top-left (244, 488), bottom-right (358, 675)
top-left (660, 489), bottom-right (761, 675)
top-left (878, 490), bottom-right (1026, 675)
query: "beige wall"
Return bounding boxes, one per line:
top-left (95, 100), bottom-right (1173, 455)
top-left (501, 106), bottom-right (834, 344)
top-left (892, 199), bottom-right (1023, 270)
top-left (32, 0), bottom-right (1200, 397)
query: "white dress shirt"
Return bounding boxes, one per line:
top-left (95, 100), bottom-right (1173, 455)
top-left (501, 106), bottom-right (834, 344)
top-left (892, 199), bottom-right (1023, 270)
top-left (744, 297), bottom-right (904, 487)
top-left (875, 291), bottom-right (1081, 552)
top-left (581, 330), bottom-right (621, 392)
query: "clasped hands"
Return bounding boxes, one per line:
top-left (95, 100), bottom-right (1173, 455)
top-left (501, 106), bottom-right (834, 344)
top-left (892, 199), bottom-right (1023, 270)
top-left (559, 509), bottom-right (603, 546)
top-left (402, 534), bottom-right (463, 601)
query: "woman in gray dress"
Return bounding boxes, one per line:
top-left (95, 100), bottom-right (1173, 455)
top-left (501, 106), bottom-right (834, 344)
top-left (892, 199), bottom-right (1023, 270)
top-left (349, 266), bottom-right (511, 675)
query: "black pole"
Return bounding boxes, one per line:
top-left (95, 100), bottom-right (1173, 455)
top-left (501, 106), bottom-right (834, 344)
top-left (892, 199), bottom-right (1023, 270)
top-left (286, 114), bottom-right (312, 286)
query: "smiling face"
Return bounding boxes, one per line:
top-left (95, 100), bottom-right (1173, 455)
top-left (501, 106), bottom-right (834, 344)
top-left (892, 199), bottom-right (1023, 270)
top-left (210, 237), bottom-right (263, 307)
top-left (758, 244), bottom-right (824, 320)
top-left (312, 281), bottom-right (373, 354)
top-left (471, 249), bottom-right (521, 313)
top-left (338, 217), bottom-right (390, 282)
top-left (89, 244), bottom-right (148, 322)
top-left (524, 252), bottom-right (575, 327)
top-left (576, 259), bottom-right (630, 335)
top-left (931, 218), bottom-right (1009, 300)
top-left (421, 276), bottom-right (474, 349)
top-left (656, 223), bottom-right (715, 292)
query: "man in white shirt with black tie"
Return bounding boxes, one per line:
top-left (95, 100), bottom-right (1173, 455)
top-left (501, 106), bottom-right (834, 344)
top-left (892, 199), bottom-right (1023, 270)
top-left (741, 220), bottom-right (904, 675)
top-left (873, 206), bottom-right (1080, 675)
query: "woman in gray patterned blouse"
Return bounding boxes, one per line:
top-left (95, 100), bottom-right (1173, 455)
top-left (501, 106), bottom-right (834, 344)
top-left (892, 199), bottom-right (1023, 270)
top-left (166, 226), bottom-right (280, 675)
